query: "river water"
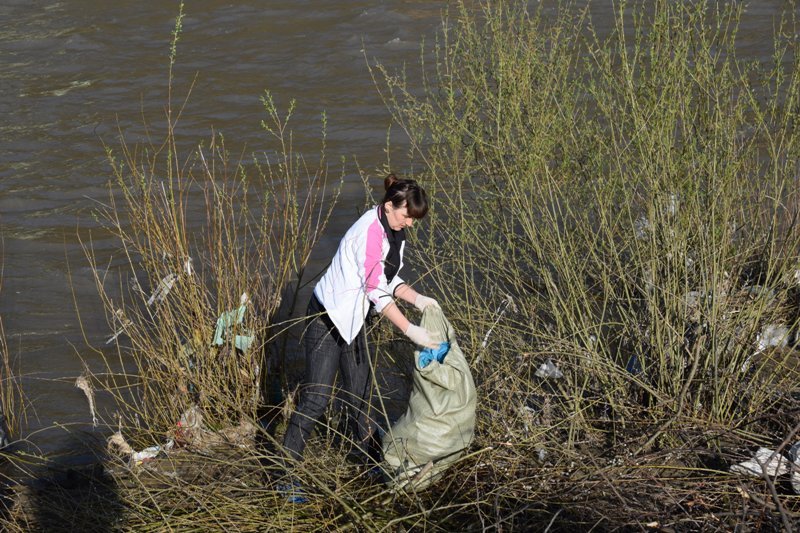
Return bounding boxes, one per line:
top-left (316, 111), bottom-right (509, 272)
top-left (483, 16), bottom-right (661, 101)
top-left (0, 1), bottom-right (792, 458)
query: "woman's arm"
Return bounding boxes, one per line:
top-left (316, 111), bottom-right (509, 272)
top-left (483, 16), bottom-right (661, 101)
top-left (393, 283), bottom-right (419, 306)
top-left (395, 283), bottom-right (439, 311)
top-left (381, 301), bottom-right (411, 332)
top-left (381, 300), bottom-right (440, 348)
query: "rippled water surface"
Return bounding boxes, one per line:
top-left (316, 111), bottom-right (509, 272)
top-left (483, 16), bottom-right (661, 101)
top-left (0, 1), bottom-right (792, 456)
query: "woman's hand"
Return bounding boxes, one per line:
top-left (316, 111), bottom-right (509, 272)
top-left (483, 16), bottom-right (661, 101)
top-left (405, 324), bottom-right (441, 348)
top-left (414, 294), bottom-right (439, 311)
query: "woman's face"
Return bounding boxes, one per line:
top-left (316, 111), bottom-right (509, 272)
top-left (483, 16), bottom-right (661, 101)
top-left (384, 201), bottom-right (415, 230)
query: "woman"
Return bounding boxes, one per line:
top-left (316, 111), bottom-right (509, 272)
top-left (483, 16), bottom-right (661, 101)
top-left (282, 173), bottom-right (440, 465)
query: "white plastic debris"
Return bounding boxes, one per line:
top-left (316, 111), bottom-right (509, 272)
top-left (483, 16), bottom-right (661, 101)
top-left (790, 442), bottom-right (800, 494)
top-left (146, 272), bottom-right (177, 306)
top-left (730, 447), bottom-right (790, 477)
top-left (745, 285), bottom-right (777, 305)
top-left (106, 307), bottom-right (133, 344)
top-left (130, 446), bottom-right (161, 465)
top-left (535, 358), bottom-right (563, 379)
top-left (665, 193), bottom-right (680, 217)
top-left (145, 256), bottom-right (194, 306)
top-left (480, 295), bottom-right (515, 349)
top-left (634, 216), bottom-right (651, 239)
top-left (75, 373), bottom-right (97, 427)
top-left (107, 432), bottom-right (134, 455)
top-left (742, 323), bottom-right (792, 373)
top-left (756, 324), bottom-right (790, 354)
top-left (179, 404), bottom-right (203, 430)
top-left (106, 432), bottom-right (174, 467)
top-left (684, 291), bottom-right (704, 308)
top-left (130, 441), bottom-right (174, 466)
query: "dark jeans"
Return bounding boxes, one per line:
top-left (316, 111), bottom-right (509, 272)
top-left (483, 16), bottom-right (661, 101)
top-left (282, 298), bottom-right (376, 463)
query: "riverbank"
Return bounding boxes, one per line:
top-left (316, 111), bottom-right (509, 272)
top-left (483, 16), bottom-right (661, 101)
top-left (4, 1), bottom-right (800, 530)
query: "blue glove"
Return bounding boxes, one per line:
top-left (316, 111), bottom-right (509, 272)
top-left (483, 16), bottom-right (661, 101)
top-left (418, 341), bottom-right (450, 368)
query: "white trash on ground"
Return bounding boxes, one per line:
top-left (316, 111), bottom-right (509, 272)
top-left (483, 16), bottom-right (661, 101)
top-left (106, 431), bottom-right (174, 467)
top-left (730, 445), bottom-right (800, 494)
top-left (730, 447), bottom-right (790, 477)
top-left (535, 358), bottom-right (563, 379)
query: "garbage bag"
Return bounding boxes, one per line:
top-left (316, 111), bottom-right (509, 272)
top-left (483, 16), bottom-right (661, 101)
top-left (381, 306), bottom-right (477, 491)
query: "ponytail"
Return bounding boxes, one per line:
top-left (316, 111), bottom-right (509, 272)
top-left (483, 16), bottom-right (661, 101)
top-left (381, 173), bottom-right (429, 219)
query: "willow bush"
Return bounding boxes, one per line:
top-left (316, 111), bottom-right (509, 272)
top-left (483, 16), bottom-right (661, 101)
top-left (81, 5), bottom-right (342, 438)
top-left (375, 0), bottom-right (800, 491)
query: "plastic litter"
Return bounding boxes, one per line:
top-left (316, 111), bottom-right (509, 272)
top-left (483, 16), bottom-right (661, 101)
top-left (147, 273), bottom-right (177, 306)
top-left (130, 442), bottom-right (174, 466)
top-left (106, 308), bottom-right (133, 344)
top-left (729, 444), bottom-right (800, 495)
top-left (106, 257), bottom-right (193, 343)
top-left (107, 432), bottom-right (134, 455)
top-left (277, 478), bottom-right (308, 504)
top-left (537, 447), bottom-right (547, 461)
top-left (212, 293), bottom-right (254, 352)
top-left (790, 442), bottom-right (800, 494)
top-left (535, 358), bottom-right (563, 379)
top-left (742, 323), bottom-right (791, 373)
top-left (745, 284), bottom-right (777, 303)
top-left (730, 447), bottom-right (790, 477)
top-left (684, 291), bottom-right (705, 309)
top-left (106, 431), bottom-right (174, 467)
top-left (75, 373), bottom-right (97, 427)
top-left (755, 324), bottom-right (790, 354)
top-left (665, 193), bottom-right (680, 217)
top-left (173, 404), bottom-right (257, 450)
top-left (625, 354), bottom-right (643, 375)
top-left (480, 295), bottom-right (515, 350)
top-left (146, 257), bottom-right (193, 306)
top-left (634, 216), bottom-right (650, 239)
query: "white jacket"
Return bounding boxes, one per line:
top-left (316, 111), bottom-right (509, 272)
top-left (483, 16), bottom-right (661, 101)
top-left (314, 205), bottom-right (405, 344)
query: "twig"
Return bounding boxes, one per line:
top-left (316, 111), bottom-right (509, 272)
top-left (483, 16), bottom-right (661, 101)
top-left (757, 461), bottom-right (792, 533)
top-left (636, 335), bottom-right (705, 455)
top-left (756, 419), bottom-right (800, 533)
top-left (544, 509), bottom-right (563, 533)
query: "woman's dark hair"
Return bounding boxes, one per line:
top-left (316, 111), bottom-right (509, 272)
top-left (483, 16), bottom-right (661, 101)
top-left (381, 173), bottom-right (429, 219)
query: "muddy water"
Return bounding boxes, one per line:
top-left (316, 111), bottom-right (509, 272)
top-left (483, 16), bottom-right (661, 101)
top-left (0, 1), bottom-right (792, 457)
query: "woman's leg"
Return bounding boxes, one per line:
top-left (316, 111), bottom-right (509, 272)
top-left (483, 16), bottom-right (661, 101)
top-left (282, 315), bottom-right (341, 462)
top-left (339, 326), bottom-right (378, 460)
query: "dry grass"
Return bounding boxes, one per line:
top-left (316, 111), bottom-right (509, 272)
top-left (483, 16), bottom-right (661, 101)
top-left (5, 1), bottom-right (800, 531)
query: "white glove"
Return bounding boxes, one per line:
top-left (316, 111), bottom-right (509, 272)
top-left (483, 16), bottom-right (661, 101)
top-left (405, 324), bottom-right (441, 349)
top-left (414, 295), bottom-right (440, 312)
